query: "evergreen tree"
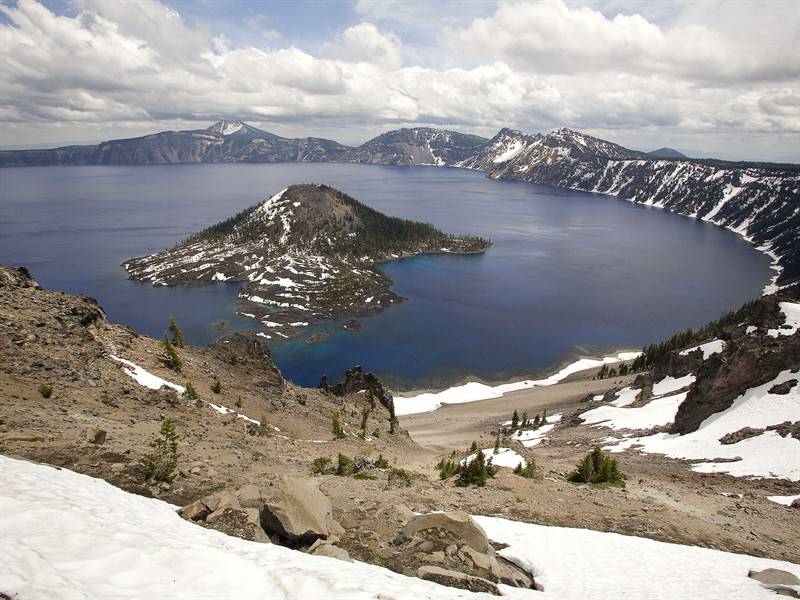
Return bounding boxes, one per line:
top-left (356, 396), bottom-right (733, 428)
top-left (168, 318), bottom-right (185, 348)
top-left (332, 412), bottom-right (345, 439)
top-left (521, 411), bottom-right (529, 429)
top-left (388, 399), bottom-right (398, 434)
top-left (162, 334), bottom-right (182, 373)
top-left (567, 446), bottom-right (624, 486)
top-left (140, 418), bottom-right (179, 483)
top-left (211, 379), bottom-right (221, 394)
top-left (494, 433), bottom-right (501, 454)
top-left (511, 409), bottom-right (519, 430)
top-left (360, 407), bottom-right (369, 438)
top-left (183, 381), bottom-right (198, 400)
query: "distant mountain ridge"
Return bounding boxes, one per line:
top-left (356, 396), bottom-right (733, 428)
top-left (3, 119), bottom-right (798, 285)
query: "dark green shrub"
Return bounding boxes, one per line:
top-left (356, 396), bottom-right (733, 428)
top-left (38, 383), bottom-right (53, 398)
top-left (513, 459), bottom-right (538, 479)
top-left (332, 412), bottom-right (345, 439)
top-left (353, 471), bottom-right (377, 480)
top-left (183, 381), bottom-right (198, 400)
top-left (162, 334), bottom-right (182, 373)
top-left (311, 456), bottom-right (333, 475)
top-left (211, 379), bottom-right (221, 394)
top-left (388, 468), bottom-right (412, 486)
top-left (336, 453), bottom-right (353, 476)
top-left (567, 446), bottom-right (624, 486)
top-left (374, 454), bottom-right (389, 469)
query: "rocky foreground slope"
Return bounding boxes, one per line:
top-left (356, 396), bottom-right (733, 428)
top-left (3, 119), bottom-right (798, 286)
top-left (2, 263), bottom-right (799, 579)
top-left (123, 184), bottom-right (489, 338)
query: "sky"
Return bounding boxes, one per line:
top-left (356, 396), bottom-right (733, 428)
top-left (0, 0), bottom-right (798, 161)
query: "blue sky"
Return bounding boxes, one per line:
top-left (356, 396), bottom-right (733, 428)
top-left (1, 0), bottom-right (798, 160)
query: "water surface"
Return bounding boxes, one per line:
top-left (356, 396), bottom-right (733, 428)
top-left (0, 163), bottom-right (771, 389)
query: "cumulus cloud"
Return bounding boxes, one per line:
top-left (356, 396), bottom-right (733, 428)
top-left (0, 0), bottom-right (798, 160)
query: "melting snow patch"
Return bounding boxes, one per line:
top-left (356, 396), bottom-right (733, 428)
top-left (605, 370), bottom-right (800, 480)
top-left (474, 515), bottom-right (800, 599)
top-left (767, 302), bottom-right (800, 337)
top-left (582, 392), bottom-right (688, 430)
top-left (767, 493), bottom-right (800, 506)
top-left (679, 340), bottom-right (725, 360)
top-left (462, 448), bottom-right (526, 469)
top-left (110, 356), bottom-right (185, 394)
top-left (652, 374), bottom-right (695, 396)
top-left (610, 387), bottom-right (640, 407)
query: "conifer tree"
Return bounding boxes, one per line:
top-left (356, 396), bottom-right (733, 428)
top-left (511, 409), bottom-right (519, 430)
top-left (162, 334), bottom-right (182, 373)
top-left (168, 318), bottom-right (185, 348)
top-left (494, 433), bottom-right (501, 454)
top-left (140, 418), bottom-right (179, 483)
top-left (332, 412), bottom-right (345, 439)
top-left (183, 381), bottom-right (198, 400)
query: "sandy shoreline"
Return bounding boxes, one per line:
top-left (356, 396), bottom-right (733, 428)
top-left (393, 349), bottom-right (640, 416)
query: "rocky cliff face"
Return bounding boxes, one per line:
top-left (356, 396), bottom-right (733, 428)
top-left (354, 128), bottom-right (488, 166)
top-left (484, 128), bottom-right (800, 285)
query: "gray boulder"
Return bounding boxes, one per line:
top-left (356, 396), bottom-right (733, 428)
top-left (261, 476), bottom-right (336, 545)
top-left (401, 512), bottom-right (491, 554)
top-left (417, 566), bottom-right (499, 595)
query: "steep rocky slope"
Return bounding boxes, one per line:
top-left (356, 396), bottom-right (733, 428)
top-left (123, 184), bottom-right (489, 338)
top-left (484, 128), bottom-right (800, 285)
top-left (354, 127), bottom-right (488, 166)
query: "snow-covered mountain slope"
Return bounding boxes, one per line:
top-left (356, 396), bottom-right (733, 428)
top-left (3, 455), bottom-right (798, 600)
top-left (123, 184), bottom-right (489, 338)
top-left (456, 128), bottom-right (542, 170)
top-left (581, 289), bottom-right (800, 480)
top-left (487, 128), bottom-right (800, 285)
top-left (355, 127), bottom-right (489, 166)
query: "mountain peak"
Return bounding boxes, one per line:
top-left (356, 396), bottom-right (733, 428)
top-left (207, 120), bottom-right (247, 135)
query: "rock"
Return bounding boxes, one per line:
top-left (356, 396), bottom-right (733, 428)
top-left (206, 489), bottom-right (242, 523)
top-left (749, 569), bottom-right (800, 586)
top-left (244, 507), bottom-right (271, 543)
top-left (392, 504), bottom-right (414, 522)
top-left (2, 429), bottom-right (45, 443)
top-left (261, 476), bottom-right (335, 545)
top-left (428, 551), bottom-right (446, 565)
top-left (461, 546), bottom-right (493, 571)
top-left (401, 512), bottom-right (492, 554)
top-left (84, 428), bottom-right (107, 444)
top-left (417, 566), bottom-right (500, 595)
top-left (237, 484), bottom-right (263, 508)
top-left (791, 498), bottom-right (800, 509)
top-left (418, 540), bottom-right (435, 553)
top-left (189, 466), bottom-right (201, 475)
top-left (178, 500), bottom-right (211, 522)
top-left (310, 542), bottom-right (350, 561)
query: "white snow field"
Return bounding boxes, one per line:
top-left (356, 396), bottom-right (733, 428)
top-left (2, 456), bottom-right (798, 600)
top-left (473, 515), bottom-right (800, 600)
top-left (604, 370), bottom-right (800, 480)
top-left (679, 339), bottom-right (725, 359)
top-left (0, 456), bottom-right (502, 600)
top-left (768, 302), bottom-right (800, 338)
top-left (395, 352), bottom-right (641, 415)
top-left (767, 493), bottom-right (800, 506)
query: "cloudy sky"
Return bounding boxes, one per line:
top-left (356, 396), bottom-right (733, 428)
top-left (1, 0), bottom-right (798, 160)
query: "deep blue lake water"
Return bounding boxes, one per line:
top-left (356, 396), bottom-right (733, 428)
top-left (0, 163), bottom-right (771, 390)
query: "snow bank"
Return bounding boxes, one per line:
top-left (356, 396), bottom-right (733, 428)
top-left (110, 355), bottom-right (185, 393)
top-left (652, 374), bottom-right (695, 396)
top-left (462, 448), bottom-right (526, 469)
top-left (581, 392), bottom-right (688, 430)
top-left (679, 339), bottom-right (725, 359)
top-left (767, 494), bottom-right (800, 506)
top-left (511, 413), bottom-right (562, 447)
top-left (474, 515), bottom-right (800, 599)
top-left (610, 387), bottom-right (640, 407)
top-left (3, 455), bottom-right (798, 600)
top-left (768, 302), bottom-right (800, 337)
top-left (395, 352), bottom-right (641, 416)
top-left (605, 370), bottom-right (800, 480)
top-left (0, 456), bottom-right (500, 600)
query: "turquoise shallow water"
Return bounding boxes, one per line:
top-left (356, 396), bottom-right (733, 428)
top-left (0, 162), bottom-right (771, 390)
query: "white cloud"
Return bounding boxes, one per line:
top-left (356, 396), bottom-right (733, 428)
top-left (323, 22), bottom-right (403, 69)
top-left (0, 0), bottom-right (797, 160)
